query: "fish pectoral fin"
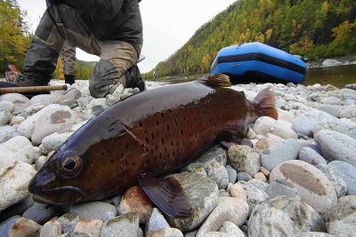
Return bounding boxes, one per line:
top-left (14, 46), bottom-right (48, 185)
top-left (138, 176), bottom-right (192, 217)
top-left (198, 74), bottom-right (231, 88)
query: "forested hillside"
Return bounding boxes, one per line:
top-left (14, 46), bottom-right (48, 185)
top-left (145, 0), bottom-right (355, 79)
top-left (0, 0), bottom-right (30, 73)
top-left (0, 0), bottom-right (95, 80)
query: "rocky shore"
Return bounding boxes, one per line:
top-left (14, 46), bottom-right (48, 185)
top-left (0, 79), bottom-right (355, 237)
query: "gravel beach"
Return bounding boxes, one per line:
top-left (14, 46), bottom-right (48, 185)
top-left (0, 79), bottom-right (355, 237)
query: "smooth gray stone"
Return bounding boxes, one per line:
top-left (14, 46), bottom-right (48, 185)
top-left (226, 165), bottom-right (237, 184)
top-left (22, 202), bottom-right (55, 224)
top-left (328, 161), bottom-right (356, 195)
top-left (266, 180), bottom-right (301, 200)
top-left (237, 172), bottom-right (253, 182)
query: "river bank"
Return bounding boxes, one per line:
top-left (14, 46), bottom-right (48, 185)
top-left (148, 56), bottom-right (356, 88)
top-left (0, 79), bottom-right (355, 236)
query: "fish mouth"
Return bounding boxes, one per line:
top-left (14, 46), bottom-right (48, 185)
top-left (30, 186), bottom-right (86, 205)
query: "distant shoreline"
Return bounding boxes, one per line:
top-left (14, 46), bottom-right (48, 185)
top-left (307, 55), bottom-right (356, 69)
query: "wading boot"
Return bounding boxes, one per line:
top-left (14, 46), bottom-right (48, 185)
top-left (0, 72), bottom-right (51, 98)
top-left (125, 65), bottom-right (146, 92)
top-left (64, 74), bottom-right (76, 85)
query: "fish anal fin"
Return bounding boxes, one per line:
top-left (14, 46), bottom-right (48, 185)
top-left (199, 74), bottom-right (231, 88)
top-left (138, 176), bottom-right (192, 217)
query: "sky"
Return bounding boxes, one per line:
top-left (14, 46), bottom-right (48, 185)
top-left (18, 0), bottom-right (236, 73)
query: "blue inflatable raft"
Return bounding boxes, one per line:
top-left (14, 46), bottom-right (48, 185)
top-left (211, 42), bottom-right (307, 84)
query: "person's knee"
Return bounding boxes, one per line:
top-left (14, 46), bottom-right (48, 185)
top-left (89, 60), bottom-right (120, 98)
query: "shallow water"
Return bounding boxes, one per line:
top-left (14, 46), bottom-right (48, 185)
top-left (304, 64), bottom-right (356, 87)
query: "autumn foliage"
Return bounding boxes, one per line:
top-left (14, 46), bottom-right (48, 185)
top-left (146, 0), bottom-right (355, 79)
top-left (0, 0), bottom-right (30, 74)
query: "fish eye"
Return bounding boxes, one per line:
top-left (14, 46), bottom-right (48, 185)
top-left (60, 156), bottom-right (82, 178)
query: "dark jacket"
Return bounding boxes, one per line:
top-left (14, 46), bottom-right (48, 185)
top-left (51, 0), bottom-right (143, 47)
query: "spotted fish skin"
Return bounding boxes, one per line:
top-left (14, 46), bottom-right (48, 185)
top-left (29, 78), bottom-right (265, 205)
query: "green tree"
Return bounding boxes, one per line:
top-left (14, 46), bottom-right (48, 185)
top-left (0, 0), bottom-right (30, 73)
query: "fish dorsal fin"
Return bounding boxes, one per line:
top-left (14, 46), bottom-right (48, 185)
top-left (138, 176), bottom-right (192, 217)
top-left (198, 74), bottom-right (232, 88)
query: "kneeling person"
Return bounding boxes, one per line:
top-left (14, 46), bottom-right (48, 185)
top-left (2, 0), bottom-right (145, 97)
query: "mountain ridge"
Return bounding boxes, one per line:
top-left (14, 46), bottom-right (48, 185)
top-left (144, 0), bottom-right (355, 79)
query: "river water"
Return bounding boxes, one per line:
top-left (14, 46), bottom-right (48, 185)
top-left (304, 64), bottom-right (356, 87)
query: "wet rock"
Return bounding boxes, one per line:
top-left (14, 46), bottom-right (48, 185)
top-left (118, 185), bottom-right (153, 224)
top-left (270, 160), bottom-right (337, 215)
top-left (328, 161), bottom-right (356, 195)
top-left (253, 116), bottom-right (298, 139)
top-left (196, 197), bottom-right (249, 237)
top-left (315, 129), bottom-right (356, 166)
top-left (298, 147), bottom-right (327, 166)
top-left (225, 165), bottom-right (237, 184)
top-left (292, 110), bottom-right (338, 137)
top-left (219, 221), bottom-right (244, 237)
top-left (165, 172), bottom-right (218, 232)
top-left (73, 219), bottom-right (103, 237)
top-left (145, 208), bottom-right (170, 234)
top-left (9, 217), bottom-right (41, 237)
top-left (261, 139), bottom-right (304, 171)
top-left (0, 111), bottom-right (12, 125)
top-left (228, 145), bottom-right (261, 176)
top-left (313, 162), bottom-right (347, 198)
top-left (237, 172), bottom-right (252, 182)
top-left (58, 213), bottom-right (80, 233)
top-left (101, 213), bottom-right (139, 237)
top-left (0, 125), bottom-right (17, 143)
top-left (40, 219), bottom-right (62, 237)
top-left (22, 202), bottom-right (55, 225)
top-left (0, 157), bottom-right (36, 212)
top-left (0, 136), bottom-right (38, 164)
top-left (238, 181), bottom-right (268, 214)
top-left (248, 196), bottom-right (325, 237)
top-left (266, 180), bottom-right (301, 200)
top-left (326, 195), bottom-right (356, 236)
top-left (147, 228), bottom-right (183, 237)
top-left (0, 100), bottom-right (14, 113)
top-left (70, 201), bottom-right (117, 221)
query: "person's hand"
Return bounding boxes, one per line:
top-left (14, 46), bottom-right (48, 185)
top-left (5, 65), bottom-right (21, 82)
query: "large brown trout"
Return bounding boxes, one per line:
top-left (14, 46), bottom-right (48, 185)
top-left (29, 74), bottom-right (277, 216)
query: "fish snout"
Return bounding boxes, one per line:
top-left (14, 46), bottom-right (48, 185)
top-left (29, 172), bottom-right (85, 205)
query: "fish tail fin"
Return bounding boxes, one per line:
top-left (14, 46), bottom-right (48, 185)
top-left (253, 87), bottom-right (278, 120)
top-left (199, 74), bottom-right (232, 88)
